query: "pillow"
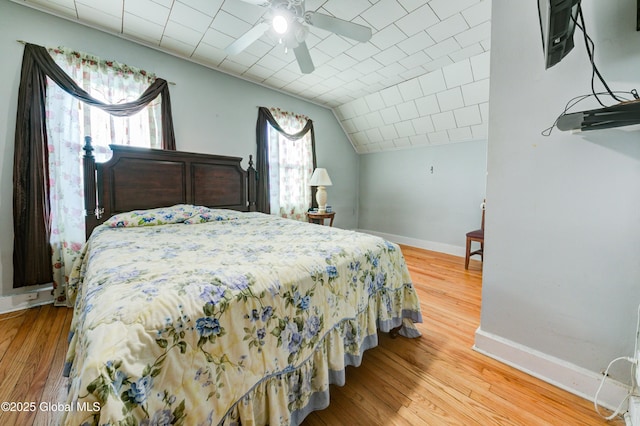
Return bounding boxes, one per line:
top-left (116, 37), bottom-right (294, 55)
top-left (183, 209), bottom-right (240, 224)
top-left (103, 204), bottom-right (209, 228)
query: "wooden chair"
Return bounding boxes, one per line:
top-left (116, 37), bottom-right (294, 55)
top-left (465, 201), bottom-right (485, 269)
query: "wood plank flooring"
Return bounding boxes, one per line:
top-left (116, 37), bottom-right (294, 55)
top-left (0, 246), bottom-right (625, 425)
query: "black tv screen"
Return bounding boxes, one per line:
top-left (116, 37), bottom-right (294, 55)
top-left (538, 0), bottom-right (581, 69)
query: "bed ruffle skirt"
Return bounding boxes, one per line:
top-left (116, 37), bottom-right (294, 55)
top-left (220, 294), bottom-right (422, 426)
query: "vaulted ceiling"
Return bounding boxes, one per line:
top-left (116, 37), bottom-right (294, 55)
top-left (11, 0), bottom-right (491, 153)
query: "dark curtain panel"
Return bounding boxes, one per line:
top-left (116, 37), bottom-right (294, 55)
top-left (13, 43), bottom-right (176, 288)
top-left (255, 107), bottom-right (317, 213)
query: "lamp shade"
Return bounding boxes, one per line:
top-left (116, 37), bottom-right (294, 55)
top-left (309, 168), bottom-right (332, 186)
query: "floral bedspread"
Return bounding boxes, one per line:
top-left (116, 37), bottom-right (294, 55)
top-left (63, 210), bottom-right (422, 425)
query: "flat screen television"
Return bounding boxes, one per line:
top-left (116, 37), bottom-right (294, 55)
top-left (538, 0), bottom-right (581, 69)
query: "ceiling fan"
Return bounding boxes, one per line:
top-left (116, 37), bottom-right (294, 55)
top-left (225, 0), bottom-right (373, 74)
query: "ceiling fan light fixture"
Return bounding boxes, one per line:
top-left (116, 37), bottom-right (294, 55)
top-left (272, 14), bottom-right (288, 34)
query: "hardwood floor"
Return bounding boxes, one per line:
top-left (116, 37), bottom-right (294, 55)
top-left (0, 246), bottom-right (625, 425)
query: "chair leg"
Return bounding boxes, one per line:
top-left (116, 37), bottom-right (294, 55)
top-left (465, 237), bottom-right (471, 269)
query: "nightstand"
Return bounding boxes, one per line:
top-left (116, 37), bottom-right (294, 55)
top-left (306, 211), bottom-right (335, 227)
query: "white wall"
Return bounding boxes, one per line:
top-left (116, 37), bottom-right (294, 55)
top-left (358, 140), bottom-right (487, 255)
top-left (0, 0), bottom-right (359, 298)
top-left (478, 0), bottom-right (640, 396)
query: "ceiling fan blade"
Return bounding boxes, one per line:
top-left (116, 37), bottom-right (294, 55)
top-left (306, 12), bottom-right (372, 43)
top-left (293, 42), bottom-right (315, 74)
top-left (225, 22), bottom-right (270, 55)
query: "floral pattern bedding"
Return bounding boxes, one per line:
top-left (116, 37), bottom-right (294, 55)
top-left (63, 210), bottom-right (422, 425)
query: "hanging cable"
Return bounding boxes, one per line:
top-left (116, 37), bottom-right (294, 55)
top-left (573, 3), bottom-right (625, 106)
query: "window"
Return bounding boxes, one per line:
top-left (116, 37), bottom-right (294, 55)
top-left (45, 47), bottom-right (160, 304)
top-left (266, 108), bottom-right (315, 221)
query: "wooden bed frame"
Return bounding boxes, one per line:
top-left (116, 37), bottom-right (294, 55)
top-left (82, 137), bottom-right (257, 236)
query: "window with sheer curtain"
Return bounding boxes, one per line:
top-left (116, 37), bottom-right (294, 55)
top-left (266, 108), bottom-right (315, 221)
top-left (46, 47), bottom-right (161, 305)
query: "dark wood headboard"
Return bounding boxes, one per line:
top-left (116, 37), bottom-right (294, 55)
top-left (83, 137), bottom-right (256, 236)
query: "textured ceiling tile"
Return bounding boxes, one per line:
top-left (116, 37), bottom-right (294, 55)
top-left (200, 28), bottom-right (235, 49)
top-left (448, 43), bottom-right (484, 62)
top-left (431, 110), bottom-right (457, 131)
top-left (364, 92), bottom-right (386, 111)
top-left (346, 42), bottom-right (381, 62)
top-left (454, 20), bottom-right (490, 48)
top-left (411, 116), bottom-right (435, 134)
top-left (397, 78), bottom-right (423, 101)
top-left (191, 42), bottom-right (226, 66)
top-left (394, 120), bottom-right (416, 138)
top-left (379, 123), bottom-right (399, 140)
top-left (426, 14), bottom-right (469, 43)
top-left (169, 2), bottom-right (212, 33)
top-left (160, 36), bottom-right (197, 56)
top-left (76, 3), bottom-right (122, 32)
top-left (427, 130), bottom-right (450, 144)
top-left (418, 69), bottom-right (446, 96)
top-left (326, 54), bottom-right (359, 71)
top-left (380, 106), bottom-right (401, 125)
top-left (448, 126), bottom-right (473, 141)
top-left (375, 62), bottom-right (407, 80)
top-left (395, 4), bottom-right (439, 37)
top-left (379, 86), bottom-right (403, 107)
top-left (442, 59), bottom-right (473, 88)
top-left (163, 20), bottom-right (202, 46)
top-left (436, 87), bottom-right (464, 111)
top-left (220, 0), bottom-right (264, 24)
top-left (422, 56), bottom-right (453, 72)
top-left (315, 34), bottom-right (353, 57)
top-left (398, 50), bottom-right (430, 70)
top-left (373, 45), bottom-right (407, 66)
top-left (322, 0), bottom-right (372, 21)
top-left (370, 24), bottom-right (407, 50)
top-left (471, 123), bottom-right (488, 139)
top-left (180, 0), bottom-right (223, 17)
top-left (364, 111), bottom-right (384, 128)
top-left (76, 0), bottom-right (122, 18)
top-left (211, 10), bottom-right (252, 38)
top-left (396, 100), bottom-right (419, 120)
top-left (397, 0), bottom-right (428, 13)
top-left (393, 137), bottom-right (412, 148)
top-left (123, 13), bottom-right (164, 43)
top-left (470, 51), bottom-right (491, 80)
top-left (365, 127), bottom-right (384, 143)
top-left (425, 38), bottom-right (461, 60)
top-left (462, 0), bottom-right (491, 27)
top-left (461, 79), bottom-right (490, 105)
top-left (409, 134), bottom-right (430, 146)
top-left (29, 0), bottom-right (77, 17)
top-left (414, 94), bottom-right (440, 116)
top-left (125, 0), bottom-right (170, 26)
top-left (429, 0), bottom-right (480, 20)
top-left (397, 31), bottom-right (435, 55)
top-left (360, 0), bottom-right (407, 31)
top-left (453, 104), bottom-right (482, 127)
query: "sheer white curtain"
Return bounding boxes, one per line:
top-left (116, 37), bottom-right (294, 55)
top-left (46, 47), bottom-right (161, 306)
top-left (267, 108), bottom-right (314, 221)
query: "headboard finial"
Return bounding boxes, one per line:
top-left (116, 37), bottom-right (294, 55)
top-left (83, 136), bottom-right (94, 157)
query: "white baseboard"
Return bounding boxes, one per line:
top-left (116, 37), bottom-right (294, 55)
top-left (0, 287), bottom-right (55, 314)
top-left (356, 229), bottom-right (465, 257)
top-left (474, 327), bottom-right (631, 412)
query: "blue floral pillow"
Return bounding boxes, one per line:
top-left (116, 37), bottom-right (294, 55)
top-left (104, 204), bottom-right (209, 228)
top-left (183, 209), bottom-right (240, 224)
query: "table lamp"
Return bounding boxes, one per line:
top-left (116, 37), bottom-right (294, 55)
top-left (309, 168), bottom-right (332, 213)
